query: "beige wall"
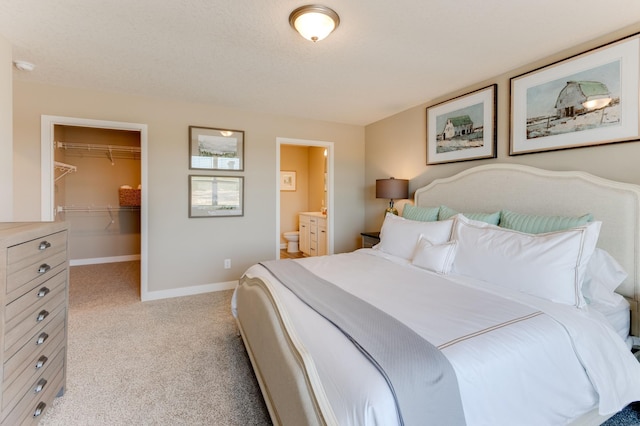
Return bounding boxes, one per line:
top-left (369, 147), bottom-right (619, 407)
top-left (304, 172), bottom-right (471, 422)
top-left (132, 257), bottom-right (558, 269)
top-left (0, 35), bottom-right (12, 220)
top-left (13, 81), bottom-right (365, 293)
top-left (365, 23), bottom-right (640, 232)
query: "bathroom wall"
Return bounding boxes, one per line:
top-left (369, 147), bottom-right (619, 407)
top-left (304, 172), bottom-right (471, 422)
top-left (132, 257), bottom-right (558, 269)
top-left (308, 147), bottom-right (326, 212)
top-left (279, 145), bottom-right (326, 246)
top-left (280, 145), bottom-right (309, 244)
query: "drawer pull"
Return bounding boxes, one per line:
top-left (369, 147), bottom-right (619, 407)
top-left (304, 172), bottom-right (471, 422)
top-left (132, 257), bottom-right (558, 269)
top-left (38, 264), bottom-right (51, 274)
top-left (35, 355), bottom-right (48, 369)
top-left (39, 240), bottom-right (52, 250)
top-left (37, 287), bottom-right (50, 298)
top-left (36, 310), bottom-right (50, 322)
top-left (34, 378), bottom-right (47, 394)
top-left (33, 402), bottom-right (46, 418)
top-left (36, 332), bottom-right (49, 345)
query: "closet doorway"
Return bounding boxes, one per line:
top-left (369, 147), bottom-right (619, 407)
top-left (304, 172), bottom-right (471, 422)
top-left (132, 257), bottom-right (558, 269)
top-left (41, 116), bottom-right (148, 299)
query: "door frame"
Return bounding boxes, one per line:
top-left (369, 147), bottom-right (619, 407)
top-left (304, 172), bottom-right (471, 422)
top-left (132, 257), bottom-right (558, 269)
top-left (40, 115), bottom-right (148, 298)
top-left (276, 137), bottom-right (334, 259)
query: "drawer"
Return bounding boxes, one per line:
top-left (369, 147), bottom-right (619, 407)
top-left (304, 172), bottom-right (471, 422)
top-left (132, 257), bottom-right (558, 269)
top-left (6, 262), bottom-right (67, 305)
top-left (2, 362), bottom-right (64, 426)
top-left (309, 217), bottom-right (318, 225)
top-left (6, 250), bottom-right (67, 299)
top-left (2, 344), bottom-right (64, 412)
top-left (310, 228), bottom-right (318, 242)
top-left (4, 305), bottom-right (65, 360)
top-left (7, 231), bottom-right (67, 272)
top-left (5, 269), bottom-right (66, 326)
top-left (4, 316), bottom-right (65, 387)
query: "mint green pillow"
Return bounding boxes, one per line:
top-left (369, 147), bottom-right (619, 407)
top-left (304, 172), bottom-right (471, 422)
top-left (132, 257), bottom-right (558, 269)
top-left (402, 204), bottom-right (439, 222)
top-left (499, 210), bottom-right (594, 234)
top-left (438, 205), bottom-right (501, 225)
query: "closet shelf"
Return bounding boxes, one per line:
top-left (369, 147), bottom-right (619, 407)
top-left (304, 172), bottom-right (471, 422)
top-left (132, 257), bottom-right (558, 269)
top-left (56, 141), bottom-right (141, 154)
top-left (54, 161), bottom-right (77, 181)
top-left (56, 141), bottom-right (141, 164)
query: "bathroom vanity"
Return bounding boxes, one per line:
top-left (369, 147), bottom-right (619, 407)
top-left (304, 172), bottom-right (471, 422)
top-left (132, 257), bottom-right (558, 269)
top-left (298, 212), bottom-right (327, 257)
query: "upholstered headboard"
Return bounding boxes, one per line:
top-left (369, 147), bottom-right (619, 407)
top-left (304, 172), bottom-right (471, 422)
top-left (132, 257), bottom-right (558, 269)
top-left (414, 164), bottom-right (640, 335)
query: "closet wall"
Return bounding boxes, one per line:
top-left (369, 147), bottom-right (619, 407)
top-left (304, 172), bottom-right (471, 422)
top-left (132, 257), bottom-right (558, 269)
top-left (54, 125), bottom-right (141, 261)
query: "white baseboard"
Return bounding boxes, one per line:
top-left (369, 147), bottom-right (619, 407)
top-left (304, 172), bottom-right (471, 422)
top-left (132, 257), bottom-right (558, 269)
top-left (279, 243), bottom-right (286, 249)
top-left (70, 254), bottom-right (141, 266)
top-left (142, 280), bottom-right (238, 302)
top-left (70, 255), bottom-right (237, 302)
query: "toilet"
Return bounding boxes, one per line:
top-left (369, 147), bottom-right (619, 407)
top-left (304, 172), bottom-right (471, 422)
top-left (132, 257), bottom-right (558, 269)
top-left (283, 231), bottom-right (299, 253)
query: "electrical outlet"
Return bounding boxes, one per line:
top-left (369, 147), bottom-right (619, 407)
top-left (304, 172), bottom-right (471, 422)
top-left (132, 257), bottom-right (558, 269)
top-left (224, 259), bottom-right (231, 269)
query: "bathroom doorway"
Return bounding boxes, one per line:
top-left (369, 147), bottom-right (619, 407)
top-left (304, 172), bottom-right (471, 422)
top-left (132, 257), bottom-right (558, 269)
top-left (276, 137), bottom-right (334, 259)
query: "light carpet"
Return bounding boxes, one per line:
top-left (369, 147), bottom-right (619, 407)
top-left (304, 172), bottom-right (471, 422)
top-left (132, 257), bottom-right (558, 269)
top-left (39, 261), bottom-right (271, 425)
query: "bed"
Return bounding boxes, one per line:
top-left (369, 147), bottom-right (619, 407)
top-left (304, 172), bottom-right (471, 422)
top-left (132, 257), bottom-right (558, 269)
top-left (232, 164), bottom-right (640, 426)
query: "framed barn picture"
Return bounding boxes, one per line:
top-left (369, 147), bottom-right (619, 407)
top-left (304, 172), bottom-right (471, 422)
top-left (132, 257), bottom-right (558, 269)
top-left (510, 34), bottom-right (640, 155)
top-left (426, 85), bottom-right (497, 165)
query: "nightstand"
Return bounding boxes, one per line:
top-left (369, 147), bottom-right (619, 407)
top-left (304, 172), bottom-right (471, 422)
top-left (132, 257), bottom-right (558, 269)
top-left (360, 232), bottom-right (380, 248)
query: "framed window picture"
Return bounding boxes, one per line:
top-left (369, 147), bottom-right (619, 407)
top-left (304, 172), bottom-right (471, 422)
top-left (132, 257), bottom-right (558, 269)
top-left (426, 85), bottom-right (497, 165)
top-left (189, 175), bottom-right (244, 217)
top-left (189, 126), bottom-right (244, 171)
top-left (510, 34), bottom-right (640, 155)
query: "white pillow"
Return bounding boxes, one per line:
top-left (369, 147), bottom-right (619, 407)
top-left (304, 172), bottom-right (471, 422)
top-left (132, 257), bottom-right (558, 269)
top-left (451, 214), bottom-right (601, 307)
top-left (582, 248), bottom-right (627, 306)
top-left (412, 236), bottom-right (458, 274)
top-left (377, 213), bottom-right (453, 260)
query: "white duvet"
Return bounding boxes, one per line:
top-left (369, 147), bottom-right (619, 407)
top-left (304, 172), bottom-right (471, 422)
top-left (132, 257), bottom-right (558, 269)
top-left (233, 249), bottom-right (640, 426)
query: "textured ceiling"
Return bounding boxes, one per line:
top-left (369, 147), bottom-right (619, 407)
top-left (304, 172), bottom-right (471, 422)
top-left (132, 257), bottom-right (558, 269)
top-left (1, 1), bottom-right (639, 126)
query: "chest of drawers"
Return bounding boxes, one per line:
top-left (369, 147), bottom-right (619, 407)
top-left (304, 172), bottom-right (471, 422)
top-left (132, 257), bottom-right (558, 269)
top-left (0, 222), bottom-right (68, 425)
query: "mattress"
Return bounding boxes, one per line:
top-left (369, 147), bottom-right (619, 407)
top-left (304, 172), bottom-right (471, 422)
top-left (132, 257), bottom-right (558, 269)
top-left (234, 249), bottom-right (640, 426)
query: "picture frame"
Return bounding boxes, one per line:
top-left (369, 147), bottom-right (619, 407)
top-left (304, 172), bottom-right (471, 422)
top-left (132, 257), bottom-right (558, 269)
top-left (510, 34), bottom-right (640, 155)
top-left (426, 84), bottom-right (497, 165)
top-left (280, 171), bottom-right (296, 191)
top-left (189, 175), bottom-right (244, 218)
top-left (189, 126), bottom-right (244, 171)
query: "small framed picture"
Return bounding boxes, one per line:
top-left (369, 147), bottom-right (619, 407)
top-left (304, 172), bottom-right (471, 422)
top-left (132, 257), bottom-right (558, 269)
top-left (280, 171), bottom-right (296, 191)
top-left (189, 126), bottom-right (244, 171)
top-left (426, 85), bottom-right (497, 165)
top-left (510, 34), bottom-right (640, 155)
top-left (189, 175), bottom-right (244, 218)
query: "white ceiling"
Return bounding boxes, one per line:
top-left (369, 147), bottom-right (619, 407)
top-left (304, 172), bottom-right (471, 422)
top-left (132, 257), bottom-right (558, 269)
top-left (1, 1), bottom-right (639, 126)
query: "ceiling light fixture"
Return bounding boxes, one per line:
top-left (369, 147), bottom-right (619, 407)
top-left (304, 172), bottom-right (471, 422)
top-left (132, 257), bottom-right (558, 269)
top-left (289, 5), bottom-right (340, 42)
top-left (13, 60), bottom-right (35, 72)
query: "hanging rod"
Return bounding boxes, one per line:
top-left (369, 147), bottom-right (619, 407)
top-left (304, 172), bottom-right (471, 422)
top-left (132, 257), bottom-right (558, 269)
top-left (54, 161), bottom-right (77, 181)
top-left (56, 205), bottom-right (140, 213)
top-left (56, 141), bottom-right (141, 154)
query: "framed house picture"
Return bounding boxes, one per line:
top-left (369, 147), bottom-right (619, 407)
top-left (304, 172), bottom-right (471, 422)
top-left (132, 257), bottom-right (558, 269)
top-left (426, 85), bottom-right (497, 165)
top-left (189, 126), bottom-right (244, 171)
top-left (280, 171), bottom-right (296, 191)
top-left (510, 34), bottom-right (640, 155)
top-left (189, 175), bottom-right (244, 217)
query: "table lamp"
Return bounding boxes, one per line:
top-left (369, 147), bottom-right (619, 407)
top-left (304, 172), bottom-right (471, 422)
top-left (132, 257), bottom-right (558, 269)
top-left (376, 177), bottom-right (409, 216)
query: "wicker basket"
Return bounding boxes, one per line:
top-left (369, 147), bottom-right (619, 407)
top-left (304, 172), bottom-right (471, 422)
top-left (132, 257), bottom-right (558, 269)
top-left (118, 188), bottom-right (141, 206)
